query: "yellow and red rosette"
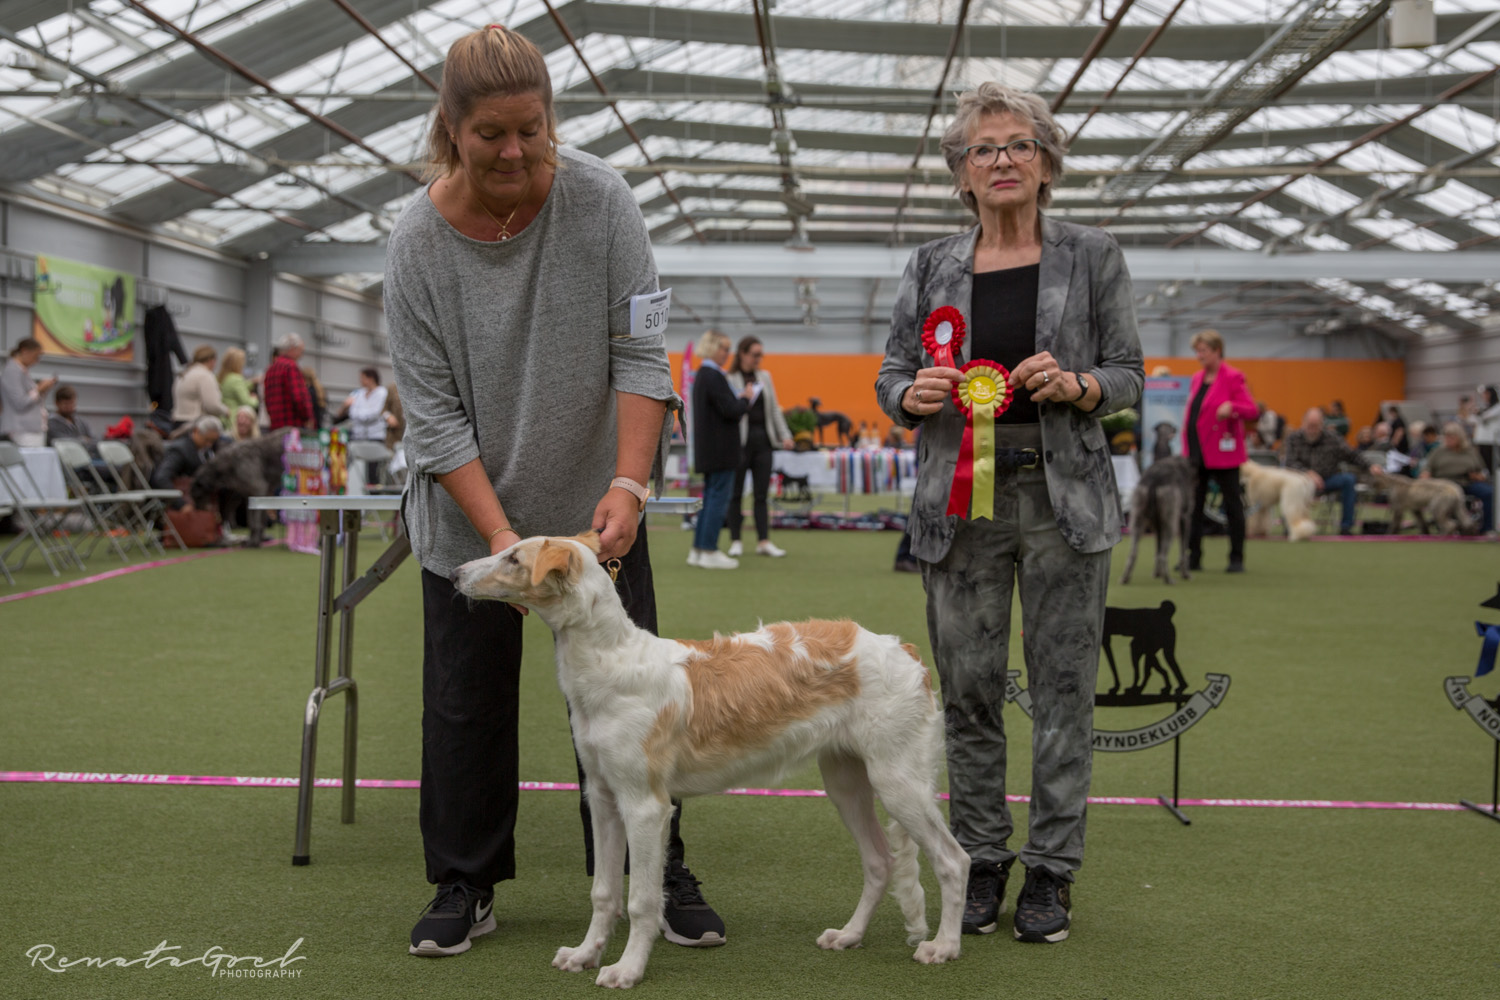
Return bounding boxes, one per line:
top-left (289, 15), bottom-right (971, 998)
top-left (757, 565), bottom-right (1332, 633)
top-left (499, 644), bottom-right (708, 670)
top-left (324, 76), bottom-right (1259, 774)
top-left (921, 306), bottom-right (966, 369)
top-left (946, 359), bottom-right (1013, 519)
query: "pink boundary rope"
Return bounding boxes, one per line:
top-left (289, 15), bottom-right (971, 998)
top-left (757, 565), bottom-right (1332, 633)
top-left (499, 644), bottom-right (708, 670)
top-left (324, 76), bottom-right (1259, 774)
top-left (0, 548), bottom-right (237, 605)
top-left (0, 771), bottom-right (1470, 812)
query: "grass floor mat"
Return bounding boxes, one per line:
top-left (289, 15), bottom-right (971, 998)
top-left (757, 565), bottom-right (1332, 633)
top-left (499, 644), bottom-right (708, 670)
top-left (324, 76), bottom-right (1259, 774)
top-left (3, 526), bottom-right (1498, 998)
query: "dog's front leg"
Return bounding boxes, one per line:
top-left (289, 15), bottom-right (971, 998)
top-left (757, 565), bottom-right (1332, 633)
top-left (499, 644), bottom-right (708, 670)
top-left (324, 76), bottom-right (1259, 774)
top-left (554, 783), bottom-right (626, 974)
top-left (594, 795), bottom-right (672, 989)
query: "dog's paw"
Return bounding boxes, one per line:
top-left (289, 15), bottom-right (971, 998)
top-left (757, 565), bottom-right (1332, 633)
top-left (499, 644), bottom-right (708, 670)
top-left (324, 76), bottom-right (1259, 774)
top-left (595, 962), bottom-right (644, 989)
top-left (553, 943), bottom-right (603, 972)
top-left (912, 939), bottom-right (961, 964)
top-left (816, 928), bottom-right (864, 951)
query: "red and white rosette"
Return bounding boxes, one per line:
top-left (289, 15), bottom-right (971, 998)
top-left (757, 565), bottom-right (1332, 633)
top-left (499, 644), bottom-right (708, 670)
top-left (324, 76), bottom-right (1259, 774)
top-left (946, 358), bottom-right (1013, 520)
top-left (921, 306), bottom-right (967, 369)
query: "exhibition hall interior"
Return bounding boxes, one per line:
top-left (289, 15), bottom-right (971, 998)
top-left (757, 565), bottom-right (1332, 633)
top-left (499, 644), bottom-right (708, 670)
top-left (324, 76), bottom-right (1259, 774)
top-left (2, 1), bottom-right (1499, 997)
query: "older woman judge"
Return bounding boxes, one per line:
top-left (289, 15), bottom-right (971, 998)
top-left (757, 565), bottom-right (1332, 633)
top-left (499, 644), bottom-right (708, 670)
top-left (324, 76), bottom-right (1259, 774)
top-left (876, 82), bottom-right (1143, 945)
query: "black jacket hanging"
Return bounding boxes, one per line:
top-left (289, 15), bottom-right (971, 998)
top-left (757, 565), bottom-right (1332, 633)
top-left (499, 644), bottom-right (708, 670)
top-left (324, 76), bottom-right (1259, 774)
top-left (144, 304), bottom-right (186, 411)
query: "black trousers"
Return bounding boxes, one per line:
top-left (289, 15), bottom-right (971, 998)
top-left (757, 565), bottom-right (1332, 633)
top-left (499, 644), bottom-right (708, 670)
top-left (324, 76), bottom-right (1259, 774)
top-left (727, 428), bottom-right (774, 542)
top-left (419, 526), bottom-right (684, 887)
top-left (1188, 464), bottom-right (1246, 563)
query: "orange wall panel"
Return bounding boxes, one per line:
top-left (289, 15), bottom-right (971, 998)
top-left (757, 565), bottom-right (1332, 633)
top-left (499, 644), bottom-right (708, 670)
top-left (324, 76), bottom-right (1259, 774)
top-left (668, 353), bottom-right (1406, 442)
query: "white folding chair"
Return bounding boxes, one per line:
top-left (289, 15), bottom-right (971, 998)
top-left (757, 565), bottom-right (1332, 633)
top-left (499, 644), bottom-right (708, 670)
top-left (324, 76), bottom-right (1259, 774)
top-left (52, 439), bottom-right (143, 562)
top-left (0, 441), bottom-right (86, 576)
top-left (96, 440), bottom-right (185, 553)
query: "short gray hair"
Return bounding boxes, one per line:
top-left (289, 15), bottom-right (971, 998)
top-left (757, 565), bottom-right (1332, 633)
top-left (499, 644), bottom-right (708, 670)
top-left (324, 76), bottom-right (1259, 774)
top-left (276, 332), bottom-right (304, 352)
top-left (194, 415), bottom-right (223, 437)
top-left (940, 82), bottom-right (1068, 213)
top-left (1443, 421), bottom-right (1470, 445)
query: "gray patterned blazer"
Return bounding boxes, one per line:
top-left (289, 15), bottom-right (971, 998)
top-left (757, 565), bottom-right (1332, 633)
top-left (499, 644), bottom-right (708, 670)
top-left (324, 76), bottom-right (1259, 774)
top-left (875, 216), bottom-right (1144, 561)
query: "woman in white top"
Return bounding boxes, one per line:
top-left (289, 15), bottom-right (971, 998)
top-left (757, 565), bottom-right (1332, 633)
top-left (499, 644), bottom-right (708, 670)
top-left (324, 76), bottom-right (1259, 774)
top-left (344, 367), bottom-right (390, 441)
top-left (0, 337), bottom-right (56, 447)
top-left (724, 335), bottom-right (795, 558)
top-left (171, 346), bottom-right (229, 428)
top-left (343, 367), bottom-right (390, 486)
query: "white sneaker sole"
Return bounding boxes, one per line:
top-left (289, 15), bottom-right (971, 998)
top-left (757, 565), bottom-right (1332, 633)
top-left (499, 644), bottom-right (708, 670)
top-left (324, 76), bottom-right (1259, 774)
top-left (409, 913), bottom-right (496, 956)
top-left (1013, 914), bottom-right (1070, 943)
top-left (660, 925), bottom-right (727, 948)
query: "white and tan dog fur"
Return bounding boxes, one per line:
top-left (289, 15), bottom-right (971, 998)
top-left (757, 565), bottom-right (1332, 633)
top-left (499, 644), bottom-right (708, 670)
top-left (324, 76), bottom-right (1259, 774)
top-left (1240, 461), bottom-right (1318, 541)
top-left (451, 532), bottom-right (969, 989)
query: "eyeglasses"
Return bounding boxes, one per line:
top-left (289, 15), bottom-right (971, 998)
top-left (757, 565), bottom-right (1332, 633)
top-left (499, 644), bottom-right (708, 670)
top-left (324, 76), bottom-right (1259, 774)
top-left (962, 139), bottom-right (1041, 168)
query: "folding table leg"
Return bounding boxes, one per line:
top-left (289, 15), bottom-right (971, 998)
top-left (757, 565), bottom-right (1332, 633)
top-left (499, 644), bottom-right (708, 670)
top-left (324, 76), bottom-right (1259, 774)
top-left (291, 508), bottom-right (340, 866)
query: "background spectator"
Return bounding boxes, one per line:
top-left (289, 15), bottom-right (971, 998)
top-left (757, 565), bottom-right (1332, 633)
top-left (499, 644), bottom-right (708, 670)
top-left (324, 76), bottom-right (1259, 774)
top-left (690, 329), bottom-right (755, 569)
top-left (46, 385), bottom-right (97, 451)
top-left (150, 415), bottom-right (221, 504)
top-left (1, 337), bottom-right (56, 446)
top-left (1184, 329), bottom-right (1256, 572)
top-left (1421, 422), bottom-right (1493, 533)
top-left (233, 405), bottom-right (260, 441)
top-left (1473, 385), bottom-right (1500, 472)
top-left (724, 336), bottom-right (793, 560)
top-left (302, 365), bottom-right (329, 429)
top-left (263, 333), bottom-right (313, 431)
top-left (218, 347), bottom-right (258, 431)
top-left (1326, 399), bottom-right (1350, 439)
top-left (171, 345), bottom-right (228, 428)
top-left (1283, 407), bottom-right (1379, 535)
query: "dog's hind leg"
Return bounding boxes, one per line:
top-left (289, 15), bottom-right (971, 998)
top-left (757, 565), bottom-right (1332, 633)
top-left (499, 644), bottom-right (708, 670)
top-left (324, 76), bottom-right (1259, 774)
top-left (553, 781), bottom-right (625, 975)
top-left (869, 768), bottom-right (968, 964)
top-left (1120, 509), bottom-right (1143, 584)
top-left (816, 751), bottom-right (901, 951)
top-left (593, 792), bottom-right (672, 989)
top-left (1101, 639), bottom-right (1122, 695)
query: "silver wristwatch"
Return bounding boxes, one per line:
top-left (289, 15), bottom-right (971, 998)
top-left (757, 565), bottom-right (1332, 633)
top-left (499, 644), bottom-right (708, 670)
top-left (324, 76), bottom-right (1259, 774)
top-left (1074, 372), bottom-right (1090, 402)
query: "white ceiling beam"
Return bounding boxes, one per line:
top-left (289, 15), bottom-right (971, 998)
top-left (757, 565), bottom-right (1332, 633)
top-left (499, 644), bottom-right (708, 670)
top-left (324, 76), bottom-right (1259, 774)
top-left (270, 241), bottom-right (1500, 284)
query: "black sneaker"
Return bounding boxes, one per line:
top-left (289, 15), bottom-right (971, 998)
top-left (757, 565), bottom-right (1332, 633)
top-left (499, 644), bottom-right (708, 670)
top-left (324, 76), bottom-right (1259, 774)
top-left (660, 859), bottom-right (726, 947)
top-left (1226, 559), bottom-right (1245, 573)
top-left (409, 882), bottom-right (496, 956)
top-left (962, 858), bottom-right (1013, 935)
top-left (1013, 866), bottom-right (1071, 943)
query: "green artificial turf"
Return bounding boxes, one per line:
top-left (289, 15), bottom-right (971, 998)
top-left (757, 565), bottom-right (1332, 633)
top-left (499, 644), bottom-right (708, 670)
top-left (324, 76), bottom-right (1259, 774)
top-left (2, 523), bottom-right (1499, 999)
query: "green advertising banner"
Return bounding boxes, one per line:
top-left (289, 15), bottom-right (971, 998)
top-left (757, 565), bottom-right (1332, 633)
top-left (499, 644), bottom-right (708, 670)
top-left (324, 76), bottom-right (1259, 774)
top-left (32, 254), bottom-right (137, 362)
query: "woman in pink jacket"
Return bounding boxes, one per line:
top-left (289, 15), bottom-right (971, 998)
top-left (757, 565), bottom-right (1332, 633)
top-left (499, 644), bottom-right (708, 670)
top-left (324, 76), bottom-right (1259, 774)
top-left (1182, 330), bottom-right (1258, 573)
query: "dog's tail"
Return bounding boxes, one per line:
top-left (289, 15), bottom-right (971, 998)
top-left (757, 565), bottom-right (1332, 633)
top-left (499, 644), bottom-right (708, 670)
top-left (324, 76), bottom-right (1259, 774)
top-left (886, 819), bottom-right (928, 945)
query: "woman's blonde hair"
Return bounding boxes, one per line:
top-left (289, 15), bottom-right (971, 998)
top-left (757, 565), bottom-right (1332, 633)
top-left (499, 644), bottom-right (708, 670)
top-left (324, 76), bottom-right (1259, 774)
top-left (234, 405), bottom-right (261, 440)
top-left (696, 330), bottom-right (731, 359)
top-left (423, 25), bottom-right (559, 181)
top-left (1190, 329), bottom-right (1225, 356)
top-left (940, 82), bottom-right (1068, 213)
top-left (191, 345), bottom-right (217, 366)
top-left (219, 347), bottom-right (246, 382)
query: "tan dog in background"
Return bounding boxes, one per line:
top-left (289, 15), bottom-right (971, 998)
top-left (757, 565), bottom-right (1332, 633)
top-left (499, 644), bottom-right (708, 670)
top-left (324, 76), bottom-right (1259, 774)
top-left (451, 532), bottom-right (970, 989)
top-left (1240, 462), bottom-right (1317, 541)
top-left (1371, 471), bottom-right (1475, 535)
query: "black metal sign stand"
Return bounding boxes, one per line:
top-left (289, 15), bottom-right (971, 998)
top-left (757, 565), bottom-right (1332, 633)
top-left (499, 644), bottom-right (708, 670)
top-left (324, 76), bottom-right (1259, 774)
top-left (1460, 740), bottom-right (1500, 824)
top-left (1157, 734), bottom-right (1191, 825)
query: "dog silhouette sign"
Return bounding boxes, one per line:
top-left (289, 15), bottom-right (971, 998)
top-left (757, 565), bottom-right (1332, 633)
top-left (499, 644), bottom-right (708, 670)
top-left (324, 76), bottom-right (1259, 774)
top-left (1449, 583), bottom-right (1500, 824)
top-left (1007, 601), bottom-right (1232, 825)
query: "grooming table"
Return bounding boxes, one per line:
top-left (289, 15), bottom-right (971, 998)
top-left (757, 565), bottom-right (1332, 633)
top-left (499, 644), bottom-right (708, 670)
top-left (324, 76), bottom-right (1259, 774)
top-left (249, 494), bottom-right (702, 866)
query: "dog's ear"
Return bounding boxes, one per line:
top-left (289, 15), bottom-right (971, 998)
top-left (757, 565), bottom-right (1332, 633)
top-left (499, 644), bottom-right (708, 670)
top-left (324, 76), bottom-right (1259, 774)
top-left (572, 530), bottom-right (602, 554)
top-left (530, 539), bottom-right (579, 587)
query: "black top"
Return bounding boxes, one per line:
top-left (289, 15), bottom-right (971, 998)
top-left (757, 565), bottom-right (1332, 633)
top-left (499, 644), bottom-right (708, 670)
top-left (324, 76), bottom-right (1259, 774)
top-left (741, 370), bottom-right (768, 429)
top-left (691, 364), bottom-right (751, 474)
top-left (1186, 379), bottom-right (1209, 466)
top-left (970, 264), bottom-right (1040, 425)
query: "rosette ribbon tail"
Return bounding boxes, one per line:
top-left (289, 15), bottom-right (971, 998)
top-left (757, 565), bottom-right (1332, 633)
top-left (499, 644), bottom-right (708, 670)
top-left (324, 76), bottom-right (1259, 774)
top-left (970, 398), bottom-right (996, 521)
top-left (947, 361), bottom-right (1011, 521)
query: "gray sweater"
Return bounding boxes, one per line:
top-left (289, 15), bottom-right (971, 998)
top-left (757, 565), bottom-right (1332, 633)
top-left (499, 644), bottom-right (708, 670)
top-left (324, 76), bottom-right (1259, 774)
top-left (386, 148), bottom-right (676, 576)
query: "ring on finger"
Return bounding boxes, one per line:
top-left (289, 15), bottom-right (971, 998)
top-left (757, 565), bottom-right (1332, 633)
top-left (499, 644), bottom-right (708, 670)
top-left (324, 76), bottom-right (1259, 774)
top-left (1042, 370), bottom-right (1051, 385)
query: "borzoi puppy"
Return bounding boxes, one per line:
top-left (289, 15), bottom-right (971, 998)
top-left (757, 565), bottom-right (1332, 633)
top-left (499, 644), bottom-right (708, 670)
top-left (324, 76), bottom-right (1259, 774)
top-left (450, 532), bottom-right (969, 989)
top-left (1240, 461), bottom-right (1317, 541)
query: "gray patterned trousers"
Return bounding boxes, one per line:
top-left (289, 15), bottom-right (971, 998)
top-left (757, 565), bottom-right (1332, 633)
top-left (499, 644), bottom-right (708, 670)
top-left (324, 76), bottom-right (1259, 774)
top-left (921, 425), bottom-right (1111, 880)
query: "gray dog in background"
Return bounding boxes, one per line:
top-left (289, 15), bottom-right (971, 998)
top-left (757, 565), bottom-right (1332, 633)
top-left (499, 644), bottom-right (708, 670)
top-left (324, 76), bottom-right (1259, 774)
top-left (1121, 457), bottom-right (1196, 585)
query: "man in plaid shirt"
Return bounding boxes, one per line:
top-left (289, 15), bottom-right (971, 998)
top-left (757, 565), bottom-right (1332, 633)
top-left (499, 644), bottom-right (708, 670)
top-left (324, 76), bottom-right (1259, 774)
top-left (1283, 407), bottom-right (1379, 535)
top-left (263, 332), bottom-right (313, 431)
